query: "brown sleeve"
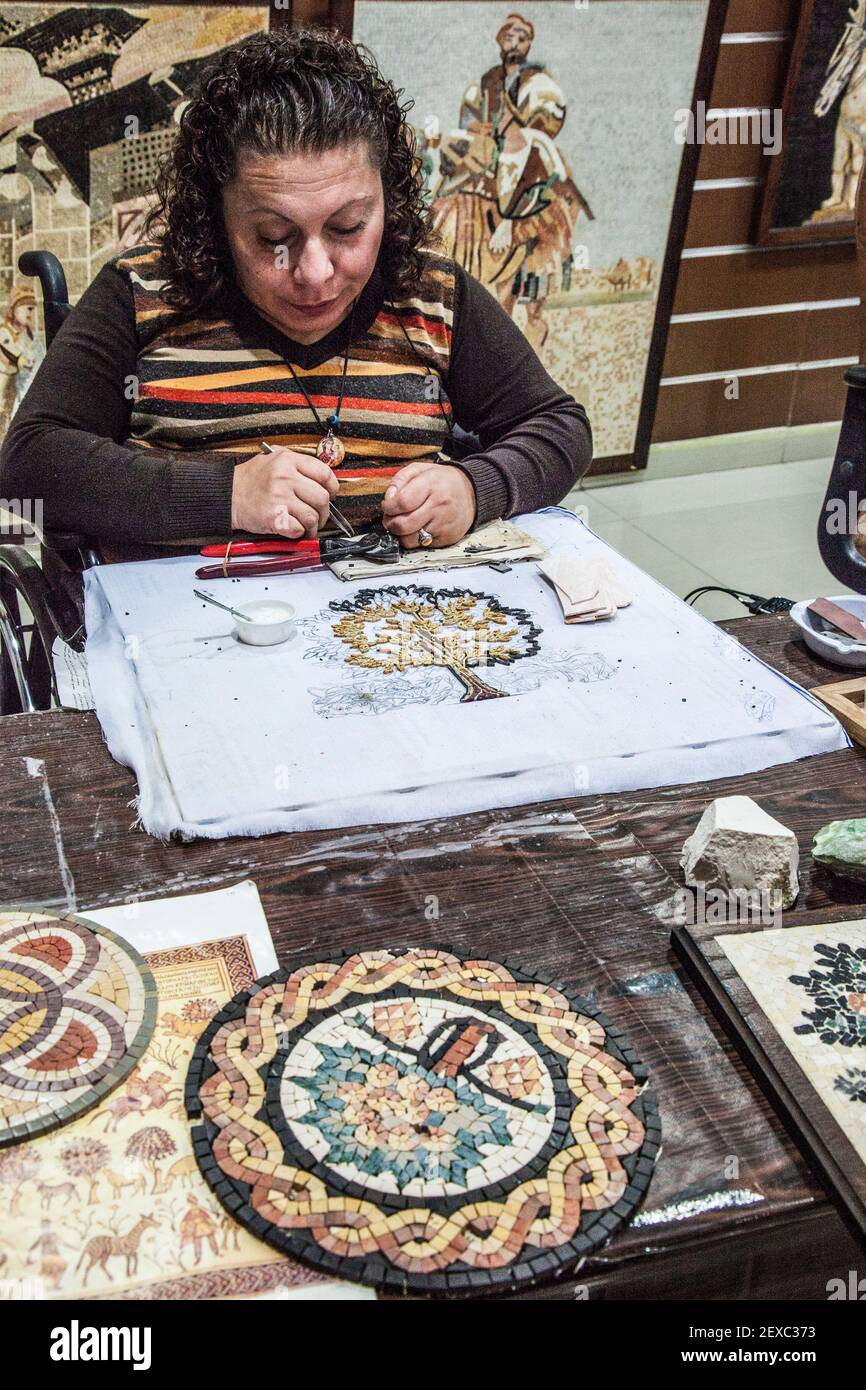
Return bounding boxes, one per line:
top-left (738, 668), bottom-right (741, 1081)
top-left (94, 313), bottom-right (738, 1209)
top-left (443, 261), bottom-right (593, 526)
top-left (0, 263), bottom-right (237, 542)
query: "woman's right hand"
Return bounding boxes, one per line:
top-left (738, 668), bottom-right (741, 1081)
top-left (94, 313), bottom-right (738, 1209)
top-left (230, 446), bottom-right (339, 537)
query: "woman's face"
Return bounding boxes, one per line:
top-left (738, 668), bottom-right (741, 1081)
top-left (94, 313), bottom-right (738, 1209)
top-left (222, 139), bottom-right (385, 345)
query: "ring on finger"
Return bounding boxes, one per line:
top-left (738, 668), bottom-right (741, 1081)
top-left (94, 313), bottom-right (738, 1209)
top-left (418, 526), bottom-right (434, 547)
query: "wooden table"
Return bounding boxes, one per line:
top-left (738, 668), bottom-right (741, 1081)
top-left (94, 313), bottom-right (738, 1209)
top-left (2, 614), bottom-right (865, 1300)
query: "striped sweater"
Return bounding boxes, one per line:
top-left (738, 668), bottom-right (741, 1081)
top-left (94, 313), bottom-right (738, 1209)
top-left (1, 239), bottom-right (592, 550)
top-left (116, 242), bottom-right (464, 531)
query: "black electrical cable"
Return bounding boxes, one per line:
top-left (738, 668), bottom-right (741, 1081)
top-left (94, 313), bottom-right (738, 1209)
top-left (682, 585), bottom-right (795, 615)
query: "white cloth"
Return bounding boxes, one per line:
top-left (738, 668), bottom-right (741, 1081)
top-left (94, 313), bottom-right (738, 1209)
top-left (83, 508), bottom-right (851, 840)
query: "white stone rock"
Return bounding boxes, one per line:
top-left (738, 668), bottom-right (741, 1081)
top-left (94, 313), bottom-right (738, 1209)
top-left (680, 795), bottom-right (799, 909)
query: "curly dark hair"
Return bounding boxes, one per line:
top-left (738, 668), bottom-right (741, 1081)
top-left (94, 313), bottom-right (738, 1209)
top-left (143, 25), bottom-right (439, 313)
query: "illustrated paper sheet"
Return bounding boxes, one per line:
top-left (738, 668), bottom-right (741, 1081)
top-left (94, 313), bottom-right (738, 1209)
top-left (83, 509), bottom-right (849, 839)
top-left (0, 887), bottom-right (372, 1300)
top-left (716, 921), bottom-right (866, 1166)
top-left (88, 880), bottom-right (278, 973)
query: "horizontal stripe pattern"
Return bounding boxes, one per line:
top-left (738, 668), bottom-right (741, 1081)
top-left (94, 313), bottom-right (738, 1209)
top-left (111, 243), bottom-right (458, 527)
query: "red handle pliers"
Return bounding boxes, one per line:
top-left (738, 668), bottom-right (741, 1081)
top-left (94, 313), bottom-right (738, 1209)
top-left (195, 529), bottom-right (401, 579)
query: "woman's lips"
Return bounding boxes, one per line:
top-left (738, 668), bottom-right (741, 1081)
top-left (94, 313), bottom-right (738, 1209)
top-left (288, 298), bottom-right (338, 313)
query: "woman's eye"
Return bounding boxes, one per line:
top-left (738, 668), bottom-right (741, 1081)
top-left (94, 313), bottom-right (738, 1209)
top-left (257, 221), bottom-right (365, 249)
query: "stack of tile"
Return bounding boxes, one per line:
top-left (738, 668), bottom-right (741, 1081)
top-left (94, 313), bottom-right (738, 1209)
top-left (538, 553), bottom-right (632, 622)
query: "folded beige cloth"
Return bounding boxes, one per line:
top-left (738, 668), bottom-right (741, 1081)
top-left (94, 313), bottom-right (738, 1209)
top-left (538, 554), bottom-right (632, 622)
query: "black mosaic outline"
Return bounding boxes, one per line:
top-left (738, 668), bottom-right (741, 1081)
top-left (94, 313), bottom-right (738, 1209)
top-left (0, 902), bottom-right (158, 1149)
top-left (186, 946), bottom-right (661, 1297)
top-left (327, 585), bottom-right (543, 666)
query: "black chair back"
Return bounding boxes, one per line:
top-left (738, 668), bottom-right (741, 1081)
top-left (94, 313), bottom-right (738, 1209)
top-left (817, 366), bottom-right (866, 593)
top-left (17, 250), bottom-right (71, 348)
top-left (819, 158), bottom-right (866, 594)
top-left (12, 252), bottom-right (98, 569)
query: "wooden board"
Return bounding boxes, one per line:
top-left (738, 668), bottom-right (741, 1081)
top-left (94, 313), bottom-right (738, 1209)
top-left (811, 676), bottom-right (866, 748)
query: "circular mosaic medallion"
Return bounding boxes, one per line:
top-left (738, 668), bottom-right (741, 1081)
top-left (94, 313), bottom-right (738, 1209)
top-left (0, 906), bottom-right (157, 1147)
top-left (186, 947), bottom-right (660, 1295)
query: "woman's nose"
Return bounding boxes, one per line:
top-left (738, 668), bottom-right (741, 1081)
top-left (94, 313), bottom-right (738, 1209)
top-left (293, 238), bottom-right (334, 287)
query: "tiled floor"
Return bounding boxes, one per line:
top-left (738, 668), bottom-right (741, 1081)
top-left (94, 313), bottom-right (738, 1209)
top-left (565, 456), bottom-right (853, 621)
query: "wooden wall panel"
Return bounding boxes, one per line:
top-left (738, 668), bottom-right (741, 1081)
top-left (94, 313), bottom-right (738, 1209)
top-left (652, 2), bottom-right (859, 446)
top-left (654, 363), bottom-right (848, 441)
top-left (696, 136), bottom-right (768, 182)
top-left (663, 311), bottom-right (805, 376)
top-left (790, 365), bottom-right (850, 427)
top-left (709, 37), bottom-right (788, 110)
top-left (292, 0), bottom-right (330, 22)
top-left (656, 362), bottom-right (849, 443)
top-left (684, 183), bottom-right (759, 249)
top-left (663, 304), bottom-right (859, 377)
top-left (725, 0), bottom-right (793, 29)
top-left (654, 372), bottom-right (798, 441)
top-left (674, 246), bottom-right (856, 314)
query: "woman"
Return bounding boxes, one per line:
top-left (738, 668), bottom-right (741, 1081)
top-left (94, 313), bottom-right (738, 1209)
top-left (0, 27), bottom-right (591, 557)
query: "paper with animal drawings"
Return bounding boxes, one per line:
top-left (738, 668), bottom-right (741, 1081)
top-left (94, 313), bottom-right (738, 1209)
top-left (0, 888), bottom-right (373, 1301)
top-left (83, 507), bottom-right (851, 840)
top-left (87, 880), bottom-right (278, 972)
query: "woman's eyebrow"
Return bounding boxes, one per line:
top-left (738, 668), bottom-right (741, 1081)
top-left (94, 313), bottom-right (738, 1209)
top-left (250, 195), bottom-right (377, 217)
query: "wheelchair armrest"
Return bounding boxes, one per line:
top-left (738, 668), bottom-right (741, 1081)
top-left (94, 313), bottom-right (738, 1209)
top-left (43, 531), bottom-right (101, 569)
top-left (0, 545), bottom-right (84, 650)
top-left (44, 531), bottom-right (92, 548)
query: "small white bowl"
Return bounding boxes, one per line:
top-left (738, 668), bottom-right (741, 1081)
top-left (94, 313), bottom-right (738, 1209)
top-left (790, 594), bottom-right (866, 668)
top-left (233, 599), bottom-right (297, 647)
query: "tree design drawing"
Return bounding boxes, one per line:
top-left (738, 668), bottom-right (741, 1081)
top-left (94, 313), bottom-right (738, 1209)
top-left (125, 1125), bottom-right (176, 1194)
top-left (328, 585), bottom-right (542, 703)
top-left (60, 1137), bottom-right (110, 1204)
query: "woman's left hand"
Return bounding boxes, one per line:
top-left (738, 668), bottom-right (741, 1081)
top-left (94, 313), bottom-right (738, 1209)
top-left (381, 461), bottom-right (477, 549)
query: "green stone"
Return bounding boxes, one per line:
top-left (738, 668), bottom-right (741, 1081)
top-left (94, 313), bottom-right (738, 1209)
top-left (812, 818), bottom-right (866, 882)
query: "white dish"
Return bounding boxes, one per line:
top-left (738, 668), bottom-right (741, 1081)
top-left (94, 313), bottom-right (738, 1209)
top-left (233, 599), bottom-right (297, 647)
top-left (790, 594), bottom-right (866, 668)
